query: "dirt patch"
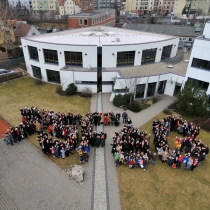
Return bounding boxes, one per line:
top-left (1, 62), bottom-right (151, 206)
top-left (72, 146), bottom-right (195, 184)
top-left (0, 117), bottom-right (11, 138)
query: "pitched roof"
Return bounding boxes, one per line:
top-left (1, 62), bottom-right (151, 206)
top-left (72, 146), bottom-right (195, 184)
top-left (14, 23), bottom-right (31, 38)
top-left (58, 0), bottom-right (64, 6)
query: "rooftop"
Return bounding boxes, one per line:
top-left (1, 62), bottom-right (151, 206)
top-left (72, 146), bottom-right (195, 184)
top-left (68, 8), bottom-right (115, 18)
top-left (105, 53), bottom-right (190, 77)
top-left (61, 52), bottom-right (190, 78)
top-left (123, 23), bottom-right (204, 37)
top-left (22, 25), bottom-right (178, 46)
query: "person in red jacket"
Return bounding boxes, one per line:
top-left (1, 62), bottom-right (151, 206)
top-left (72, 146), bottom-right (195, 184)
top-left (104, 115), bottom-right (108, 126)
top-left (129, 158), bottom-right (134, 169)
top-left (177, 155), bottom-right (183, 168)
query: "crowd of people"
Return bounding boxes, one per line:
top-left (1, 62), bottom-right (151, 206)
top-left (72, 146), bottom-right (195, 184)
top-left (152, 115), bottom-right (209, 170)
top-left (111, 114), bottom-right (209, 171)
top-left (111, 124), bottom-right (154, 170)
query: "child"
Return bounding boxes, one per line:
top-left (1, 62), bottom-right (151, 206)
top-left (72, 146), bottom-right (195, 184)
top-left (60, 147), bottom-right (66, 159)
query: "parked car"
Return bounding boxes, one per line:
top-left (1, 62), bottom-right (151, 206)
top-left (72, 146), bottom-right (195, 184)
top-left (47, 28), bottom-right (53, 33)
top-left (52, 28), bottom-right (60, 33)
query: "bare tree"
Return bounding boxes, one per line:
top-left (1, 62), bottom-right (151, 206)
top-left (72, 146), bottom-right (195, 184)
top-left (0, 1), bottom-right (21, 55)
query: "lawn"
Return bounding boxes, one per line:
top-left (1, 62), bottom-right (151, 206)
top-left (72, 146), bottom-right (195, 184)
top-left (117, 112), bottom-right (210, 210)
top-left (0, 77), bottom-right (90, 168)
top-left (0, 77), bottom-right (90, 126)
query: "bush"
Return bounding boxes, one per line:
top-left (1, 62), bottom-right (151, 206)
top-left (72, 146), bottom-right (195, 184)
top-left (113, 94), bottom-right (127, 107)
top-left (163, 109), bottom-right (172, 115)
top-left (65, 83), bottom-right (77, 95)
top-left (127, 101), bottom-right (141, 112)
top-left (79, 87), bottom-right (92, 98)
top-left (152, 97), bottom-right (158, 104)
top-left (56, 85), bottom-right (65, 95)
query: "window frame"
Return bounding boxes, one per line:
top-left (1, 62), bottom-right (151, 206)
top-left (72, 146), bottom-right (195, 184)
top-left (28, 46), bottom-right (39, 61)
top-left (46, 69), bottom-right (61, 84)
top-left (31, 65), bottom-right (42, 79)
top-left (141, 48), bottom-right (157, 64)
top-left (117, 51), bottom-right (135, 67)
top-left (64, 51), bottom-right (83, 66)
top-left (43, 49), bottom-right (58, 64)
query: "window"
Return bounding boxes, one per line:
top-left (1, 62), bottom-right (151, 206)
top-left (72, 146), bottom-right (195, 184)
top-left (65, 51), bottom-right (83, 66)
top-left (147, 82), bottom-right (156, 97)
top-left (161, 45), bottom-right (172, 60)
top-left (28, 46), bottom-right (39, 60)
top-left (158, 80), bottom-right (167, 94)
top-left (168, 1), bottom-right (170, 3)
top-left (141, 48), bottom-right (157, 64)
top-left (188, 77), bottom-right (209, 91)
top-left (32, 65), bottom-right (42, 79)
top-left (84, 19), bottom-right (88, 26)
top-left (191, 58), bottom-right (210, 70)
top-left (79, 19), bottom-right (83, 25)
top-left (46, 70), bottom-right (60, 84)
top-left (136, 84), bottom-right (146, 98)
top-left (43, 49), bottom-right (58, 64)
top-left (117, 51), bottom-right (135, 66)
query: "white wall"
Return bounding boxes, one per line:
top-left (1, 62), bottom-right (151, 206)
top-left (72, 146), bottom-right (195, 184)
top-left (185, 36), bottom-right (210, 96)
top-left (102, 38), bottom-right (179, 68)
top-left (203, 22), bottom-right (210, 39)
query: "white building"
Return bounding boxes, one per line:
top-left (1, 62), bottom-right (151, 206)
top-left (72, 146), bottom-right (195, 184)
top-left (185, 21), bottom-right (210, 98)
top-left (8, 0), bottom-right (32, 11)
top-left (21, 25), bottom-right (187, 101)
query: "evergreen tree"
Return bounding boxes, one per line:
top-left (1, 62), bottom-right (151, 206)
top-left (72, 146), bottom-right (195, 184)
top-left (177, 80), bottom-right (209, 116)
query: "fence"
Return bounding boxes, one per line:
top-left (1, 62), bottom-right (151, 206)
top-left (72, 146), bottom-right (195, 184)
top-left (0, 57), bottom-right (25, 70)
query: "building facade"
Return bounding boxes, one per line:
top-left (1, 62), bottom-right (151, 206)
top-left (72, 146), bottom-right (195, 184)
top-left (185, 21), bottom-right (210, 97)
top-left (162, 0), bottom-right (174, 14)
top-left (21, 26), bottom-right (182, 101)
top-left (68, 9), bottom-right (115, 28)
top-left (8, 0), bottom-right (32, 11)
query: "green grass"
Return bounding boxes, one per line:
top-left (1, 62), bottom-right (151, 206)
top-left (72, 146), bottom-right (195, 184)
top-left (0, 77), bottom-right (90, 126)
top-left (0, 77), bottom-right (90, 168)
top-left (117, 112), bottom-right (210, 210)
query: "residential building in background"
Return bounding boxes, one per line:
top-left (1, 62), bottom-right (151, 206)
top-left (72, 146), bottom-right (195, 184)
top-left (32, 0), bottom-right (58, 15)
top-left (162, 0), bottom-right (174, 15)
top-left (174, 0), bottom-right (210, 18)
top-left (68, 8), bottom-right (115, 28)
top-left (14, 22), bottom-right (41, 45)
top-left (8, 0), bottom-right (33, 11)
top-left (58, 0), bottom-right (77, 15)
top-left (124, 0), bottom-right (151, 15)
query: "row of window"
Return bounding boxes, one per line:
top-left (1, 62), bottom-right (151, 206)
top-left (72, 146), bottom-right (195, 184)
top-left (191, 58), bottom-right (210, 71)
top-left (114, 80), bottom-right (167, 98)
top-left (28, 45), bottom-right (172, 67)
top-left (32, 66), bottom-right (113, 85)
top-left (188, 77), bottom-right (209, 91)
top-left (32, 66), bottom-right (61, 84)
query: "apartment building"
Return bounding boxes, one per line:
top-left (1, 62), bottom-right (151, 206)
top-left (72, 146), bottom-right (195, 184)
top-left (8, 0), bottom-right (32, 11)
top-left (32, 0), bottom-right (58, 14)
top-left (58, 0), bottom-right (77, 15)
top-left (124, 0), bottom-right (150, 15)
top-left (174, 0), bottom-right (210, 18)
top-left (162, 0), bottom-right (174, 14)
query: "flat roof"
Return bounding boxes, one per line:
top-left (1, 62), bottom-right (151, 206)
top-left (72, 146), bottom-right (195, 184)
top-left (22, 25), bottom-right (178, 46)
top-left (68, 8), bottom-right (115, 18)
top-left (123, 23), bottom-right (204, 37)
top-left (105, 53), bottom-right (190, 77)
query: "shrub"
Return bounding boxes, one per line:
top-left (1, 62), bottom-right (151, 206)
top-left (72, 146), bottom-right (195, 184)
top-left (163, 109), bottom-right (172, 115)
top-left (66, 83), bottom-right (77, 95)
top-left (152, 97), bottom-right (158, 104)
top-left (79, 87), bottom-right (92, 98)
top-left (56, 85), bottom-right (64, 95)
top-left (127, 101), bottom-right (141, 112)
top-left (113, 94), bottom-right (127, 107)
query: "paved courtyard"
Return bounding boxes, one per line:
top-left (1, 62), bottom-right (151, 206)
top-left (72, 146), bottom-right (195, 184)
top-left (0, 93), bottom-right (176, 210)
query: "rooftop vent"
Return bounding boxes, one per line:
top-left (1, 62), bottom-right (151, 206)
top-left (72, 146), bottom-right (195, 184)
top-left (115, 38), bottom-right (120, 42)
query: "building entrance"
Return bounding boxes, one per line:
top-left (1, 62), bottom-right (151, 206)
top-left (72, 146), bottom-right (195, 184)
top-left (173, 83), bottom-right (181, 96)
top-left (97, 47), bottom-right (102, 93)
